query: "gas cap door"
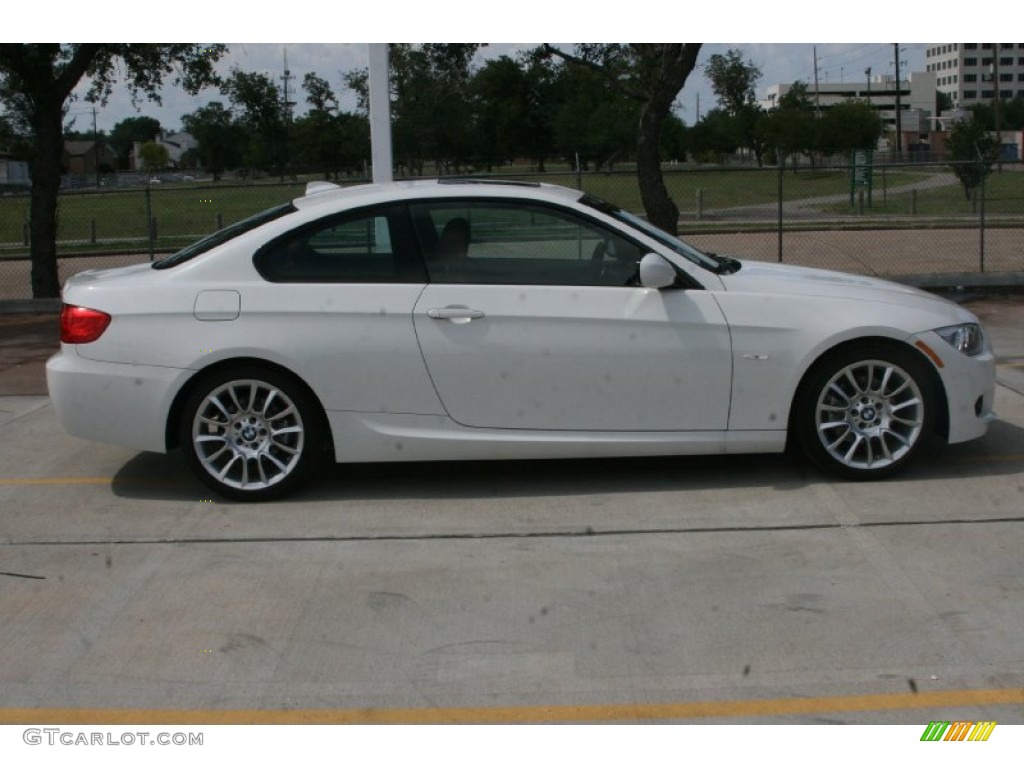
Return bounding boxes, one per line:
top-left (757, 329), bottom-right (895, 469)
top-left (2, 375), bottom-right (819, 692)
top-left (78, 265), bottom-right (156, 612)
top-left (193, 290), bottom-right (240, 321)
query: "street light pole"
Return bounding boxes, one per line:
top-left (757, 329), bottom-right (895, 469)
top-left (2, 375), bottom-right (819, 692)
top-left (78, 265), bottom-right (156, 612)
top-left (893, 44), bottom-right (903, 161)
top-left (993, 44), bottom-right (1002, 171)
top-left (368, 44), bottom-right (394, 184)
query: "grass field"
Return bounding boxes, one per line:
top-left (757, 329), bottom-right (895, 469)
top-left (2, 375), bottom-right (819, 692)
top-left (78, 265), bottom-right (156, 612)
top-left (0, 164), bottom-right (1021, 259)
top-left (815, 170), bottom-right (1024, 216)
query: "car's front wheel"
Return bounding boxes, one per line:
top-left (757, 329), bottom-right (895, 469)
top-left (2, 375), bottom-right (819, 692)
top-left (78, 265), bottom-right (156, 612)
top-left (795, 345), bottom-right (937, 479)
top-left (180, 367), bottom-right (325, 501)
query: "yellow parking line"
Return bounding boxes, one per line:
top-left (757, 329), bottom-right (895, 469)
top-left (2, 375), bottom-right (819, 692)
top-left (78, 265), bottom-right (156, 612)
top-left (2, 688), bottom-right (1023, 724)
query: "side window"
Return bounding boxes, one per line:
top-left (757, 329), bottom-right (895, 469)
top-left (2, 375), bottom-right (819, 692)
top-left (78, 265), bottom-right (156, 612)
top-left (257, 205), bottom-right (424, 283)
top-left (409, 200), bottom-right (644, 286)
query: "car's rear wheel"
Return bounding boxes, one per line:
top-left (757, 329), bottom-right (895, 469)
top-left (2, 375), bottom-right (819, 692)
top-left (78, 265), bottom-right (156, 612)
top-left (795, 345), bottom-right (937, 479)
top-left (180, 367), bottom-right (325, 501)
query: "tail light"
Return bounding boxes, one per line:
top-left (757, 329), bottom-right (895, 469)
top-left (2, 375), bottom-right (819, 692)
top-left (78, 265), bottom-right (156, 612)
top-left (60, 304), bottom-right (111, 343)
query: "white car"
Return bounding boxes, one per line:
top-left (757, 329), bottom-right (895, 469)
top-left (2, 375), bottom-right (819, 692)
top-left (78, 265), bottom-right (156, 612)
top-left (47, 179), bottom-right (997, 500)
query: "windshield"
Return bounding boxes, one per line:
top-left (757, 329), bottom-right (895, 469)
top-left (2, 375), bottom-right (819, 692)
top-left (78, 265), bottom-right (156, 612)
top-left (152, 203), bottom-right (296, 269)
top-left (580, 194), bottom-right (721, 272)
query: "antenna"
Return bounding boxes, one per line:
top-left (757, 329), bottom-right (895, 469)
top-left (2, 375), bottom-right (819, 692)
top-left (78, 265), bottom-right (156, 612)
top-left (280, 48), bottom-right (296, 123)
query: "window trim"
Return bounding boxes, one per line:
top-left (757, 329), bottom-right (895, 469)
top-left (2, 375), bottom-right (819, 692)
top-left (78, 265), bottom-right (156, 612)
top-left (252, 202), bottom-right (427, 284)
top-left (405, 196), bottom-right (702, 290)
top-left (153, 202), bottom-right (296, 270)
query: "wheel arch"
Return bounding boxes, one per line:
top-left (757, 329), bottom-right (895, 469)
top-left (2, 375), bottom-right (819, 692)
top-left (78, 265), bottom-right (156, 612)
top-left (165, 356), bottom-right (334, 454)
top-left (787, 336), bottom-right (950, 446)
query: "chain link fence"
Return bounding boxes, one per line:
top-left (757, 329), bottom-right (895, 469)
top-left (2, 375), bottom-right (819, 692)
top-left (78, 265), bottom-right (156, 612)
top-left (1, 160), bottom-right (1022, 300)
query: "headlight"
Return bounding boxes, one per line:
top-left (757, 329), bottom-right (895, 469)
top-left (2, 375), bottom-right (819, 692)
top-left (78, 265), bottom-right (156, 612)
top-left (934, 323), bottom-right (986, 356)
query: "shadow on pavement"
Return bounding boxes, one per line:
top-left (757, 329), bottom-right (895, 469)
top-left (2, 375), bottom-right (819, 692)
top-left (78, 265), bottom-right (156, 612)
top-left (109, 424), bottom-right (1024, 505)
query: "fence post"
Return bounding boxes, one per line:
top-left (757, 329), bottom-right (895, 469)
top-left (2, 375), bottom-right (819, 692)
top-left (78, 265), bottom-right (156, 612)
top-left (90, 219), bottom-right (96, 244)
top-left (911, 189), bottom-right (917, 215)
top-left (145, 184), bottom-right (155, 261)
top-left (23, 221), bottom-right (29, 246)
top-left (216, 212), bottom-right (223, 230)
top-left (979, 171), bottom-right (986, 273)
top-left (695, 189), bottom-right (703, 220)
top-left (776, 153), bottom-right (784, 262)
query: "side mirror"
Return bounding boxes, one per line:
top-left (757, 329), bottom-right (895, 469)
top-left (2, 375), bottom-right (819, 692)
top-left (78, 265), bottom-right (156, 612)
top-left (638, 253), bottom-right (678, 289)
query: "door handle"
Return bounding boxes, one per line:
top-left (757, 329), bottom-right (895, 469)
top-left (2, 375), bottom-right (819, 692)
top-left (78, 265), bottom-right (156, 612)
top-left (427, 306), bottom-right (485, 323)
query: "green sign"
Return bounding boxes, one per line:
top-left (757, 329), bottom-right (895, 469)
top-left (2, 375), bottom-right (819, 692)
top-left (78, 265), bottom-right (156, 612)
top-left (850, 148), bottom-right (874, 207)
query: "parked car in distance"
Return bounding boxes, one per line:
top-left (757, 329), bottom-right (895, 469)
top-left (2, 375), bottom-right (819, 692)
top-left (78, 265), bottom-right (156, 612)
top-left (47, 179), bottom-right (997, 500)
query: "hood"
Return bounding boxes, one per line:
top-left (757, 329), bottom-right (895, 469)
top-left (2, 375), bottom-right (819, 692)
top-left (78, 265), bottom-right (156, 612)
top-left (720, 259), bottom-right (952, 308)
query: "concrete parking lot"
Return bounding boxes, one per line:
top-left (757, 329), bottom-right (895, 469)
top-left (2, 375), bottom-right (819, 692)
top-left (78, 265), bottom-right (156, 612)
top-left (1, 294), bottom-right (1023, 725)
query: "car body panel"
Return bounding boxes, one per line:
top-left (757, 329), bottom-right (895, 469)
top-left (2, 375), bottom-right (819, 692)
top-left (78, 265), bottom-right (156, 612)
top-left (45, 180), bottom-right (997, 493)
top-left (413, 283), bottom-right (732, 431)
top-left (326, 411), bottom-right (785, 464)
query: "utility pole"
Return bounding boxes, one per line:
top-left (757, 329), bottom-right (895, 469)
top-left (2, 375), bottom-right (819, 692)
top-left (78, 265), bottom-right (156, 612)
top-left (92, 107), bottom-right (100, 188)
top-left (864, 67), bottom-right (872, 106)
top-left (993, 44), bottom-right (1003, 171)
top-left (893, 44), bottom-right (904, 161)
top-left (812, 46), bottom-right (821, 115)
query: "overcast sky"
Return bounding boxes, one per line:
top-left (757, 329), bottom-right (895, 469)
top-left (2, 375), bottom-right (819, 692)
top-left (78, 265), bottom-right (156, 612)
top-left (64, 43), bottom-right (931, 134)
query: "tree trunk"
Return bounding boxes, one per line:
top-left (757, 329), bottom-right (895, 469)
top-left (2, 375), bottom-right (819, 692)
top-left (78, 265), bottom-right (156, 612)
top-left (631, 44), bottom-right (701, 237)
top-left (28, 97), bottom-right (64, 298)
top-left (636, 100), bottom-right (678, 235)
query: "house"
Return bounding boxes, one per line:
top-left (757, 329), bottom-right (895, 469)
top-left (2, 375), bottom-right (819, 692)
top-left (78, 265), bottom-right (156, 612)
top-left (0, 152), bottom-right (30, 188)
top-left (63, 140), bottom-right (118, 175)
top-left (131, 130), bottom-right (199, 169)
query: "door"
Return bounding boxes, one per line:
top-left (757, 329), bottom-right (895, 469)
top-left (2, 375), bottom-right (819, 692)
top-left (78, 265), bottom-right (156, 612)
top-left (409, 199), bottom-right (732, 432)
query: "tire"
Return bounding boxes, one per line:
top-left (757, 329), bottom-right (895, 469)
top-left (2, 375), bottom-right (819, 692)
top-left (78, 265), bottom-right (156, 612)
top-left (794, 345), bottom-right (937, 480)
top-left (179, 367), bottom-right (326, 501)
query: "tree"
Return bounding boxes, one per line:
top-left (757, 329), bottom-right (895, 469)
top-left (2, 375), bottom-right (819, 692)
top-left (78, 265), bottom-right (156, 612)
top-left (946, 116), bottom-right (999, 200)
top-left (221, 68), bottom-right (288, 175)
top-left (470, 56), bottom-right (531, 168)
top-left (392, 44), bottom-right (479, 174)
top-left (968, 96), bottom-right (1024, 132)
top-left (138, 141), bottom-right (169, 173)
top-left (686, 108), bottom-right (741, 161)
top-left (291, 72), bottom-right (368, 179)
top-left (658, 113), bottom-right (688, 161)
top-left (109, 115), bottom-right (160, 169)
top-left (704, 49), bottom-right (767, 165)
top-left (819, 100), bottom-right (882, 156)
top-left (0, 44), bottom-right (225, 297)
top-left (704, 49), bottom-right (761, 114)
top-left (345, 44), bottom-right (480, 175)
top-left (468, 51), bottom-right (558, 171)
top-left (544, 44), bottom-right (702, 235)
top-left (549, 60), bottom-right (637, 170)
top-left (181, 101), bottom-right (244, 181)
top-left (760, 81), bottom-right (818, 164)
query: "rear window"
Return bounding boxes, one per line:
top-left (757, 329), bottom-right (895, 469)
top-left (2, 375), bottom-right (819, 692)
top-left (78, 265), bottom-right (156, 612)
top-left (152, 203), bottom-right (296, 269)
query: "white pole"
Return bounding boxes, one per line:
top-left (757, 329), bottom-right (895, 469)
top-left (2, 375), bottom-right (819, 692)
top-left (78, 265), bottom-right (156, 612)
top-left (368, 43), bottom-right (393, 184)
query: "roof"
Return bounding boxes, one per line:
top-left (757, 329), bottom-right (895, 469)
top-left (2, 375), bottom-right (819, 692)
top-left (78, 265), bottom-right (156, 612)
top-left (64, 139), bottom-right (113, 156)
top-left (292, 178), bottom-right (584, 212)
